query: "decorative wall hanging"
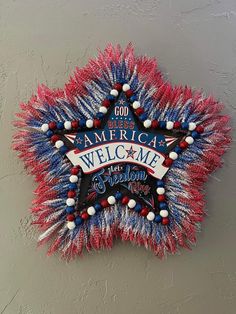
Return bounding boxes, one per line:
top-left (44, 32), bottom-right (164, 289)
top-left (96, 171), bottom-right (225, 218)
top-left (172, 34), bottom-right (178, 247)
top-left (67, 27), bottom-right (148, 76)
top-left (13, 44), bottom-right (230, 259)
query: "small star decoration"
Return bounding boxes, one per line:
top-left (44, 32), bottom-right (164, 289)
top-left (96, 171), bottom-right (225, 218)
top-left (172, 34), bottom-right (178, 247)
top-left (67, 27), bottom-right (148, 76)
top-left (126, 146), bottom-right (137, 159)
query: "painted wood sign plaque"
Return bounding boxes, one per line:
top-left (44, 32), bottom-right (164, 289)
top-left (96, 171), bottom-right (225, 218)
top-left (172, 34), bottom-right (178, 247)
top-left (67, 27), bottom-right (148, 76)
top-left (62, 92), bottom-right (185, 212)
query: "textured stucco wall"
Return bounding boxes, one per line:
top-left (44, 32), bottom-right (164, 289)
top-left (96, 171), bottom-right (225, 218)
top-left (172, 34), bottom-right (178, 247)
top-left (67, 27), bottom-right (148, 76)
top-left (0, 1), bottom-right (236, 313)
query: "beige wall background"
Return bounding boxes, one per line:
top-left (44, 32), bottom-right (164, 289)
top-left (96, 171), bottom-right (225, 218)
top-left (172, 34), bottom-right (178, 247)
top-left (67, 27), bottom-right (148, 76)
top-left (0, 1), bottom-right (236, 313)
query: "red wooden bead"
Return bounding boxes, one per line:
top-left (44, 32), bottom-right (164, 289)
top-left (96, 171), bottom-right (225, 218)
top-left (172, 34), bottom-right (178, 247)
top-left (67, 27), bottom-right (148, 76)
top-left (162, 217), bottom-right (169, 225)
top-left (49, 121), bottom-right (57, 130)
top-left (71, 120), bottom-right (79, 129)
top-left (164, 158), bottom-right (173, 167)
top-left (151, 120), bottom-right (159, 129)
top-left (113, 83), bottom-right (122, 91)
top-left (67, 214), bottom-right (75, 221)
top-left (81, 212), bottom-right (89, 220)
top-left (140, 207), bottom-right (149, 217)
top-left (158, 195), bottom-right (165, 202)
top-left (68, 190), bottom-right (76, 198)
top-left (121, 196), bottom-right (129, 205)
top-left (125, 90), bottom-right (133, 98)
top-left (173, 121), bottom-right (181, 129)
top-left (196, 125), bottom-right (204, 133)
top-left (101, 199), bottom-right (109, 208)
top-left (179, 141), bottom-right (189, 149)
top-left (94, 119), bottom-right (101, 128)
top-left (71, 167), bottom-right (80, 175)
top-left (135, 107), bottom-right (144, 116)
top-left (102, 99), bottom-right (111, 108)
top-left (51, 134), bottom-right (60, 143)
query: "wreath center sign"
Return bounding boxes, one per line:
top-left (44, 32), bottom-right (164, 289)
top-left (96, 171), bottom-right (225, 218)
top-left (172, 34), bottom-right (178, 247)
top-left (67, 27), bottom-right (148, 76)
top-left (13, 44), bottom-right (230, 259)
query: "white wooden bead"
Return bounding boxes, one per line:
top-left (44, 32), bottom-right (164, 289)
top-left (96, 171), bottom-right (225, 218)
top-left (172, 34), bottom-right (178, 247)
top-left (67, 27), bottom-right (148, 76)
top-left (99, 106), bottom-right (108, 114)
top-left (166, 121), bottom-right (174, 130)
top-left (156, 187), bottom-right (165, 195)
top-left (160, 210), bottom-right (169, 218)
top-left (69, 175), bottom-right (78, 183)
top-left (107, 196), bottom-right (116, 205)
top-left (66, 198), bottom-right (75, 206)
top-left (122, 84), bottom-right (130, 92)
top-left (147, 211), bottom-right (155, 221)
top-left (128, 199), bottom-right (136, 209)
top-left (87, 206), bottom-right (96, 216)
top-left (41, 123), bottom-right (49, 132)
top-left (64, 121), bottom-right (72, 130)
top-left (110, 89), bottom-right (119, 97)
top-left (86, 119), bottom-right (94, 128)
top-left (143, 119), bottom-right (152, 128)
top-left (67, 221), bottom-right (76, 230)
top-left (55, 140), bottom-right (64, 149)
top-left (185, 136), bottom-right (194, 144)
top-left (132, 101), bottom-right (140, 109)
top-left (188, 122), bottom-right (196, 131)
top-left (169, 152), bottom-right (178, 160)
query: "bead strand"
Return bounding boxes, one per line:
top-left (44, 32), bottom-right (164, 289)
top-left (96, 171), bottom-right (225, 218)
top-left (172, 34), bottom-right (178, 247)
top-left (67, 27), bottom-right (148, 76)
top-left (163, 125), bottom-right (204, 167)
top-left (156, 180), bottom-right (169, 225)
top-left (66, 188), bottom-right (171, 229)
top-left (66, 166), bottom-right (81, 230)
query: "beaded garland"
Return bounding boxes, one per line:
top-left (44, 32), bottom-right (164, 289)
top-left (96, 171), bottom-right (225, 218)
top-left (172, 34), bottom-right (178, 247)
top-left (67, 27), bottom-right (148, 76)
top-left (13, 44), bottom-right (230, 259)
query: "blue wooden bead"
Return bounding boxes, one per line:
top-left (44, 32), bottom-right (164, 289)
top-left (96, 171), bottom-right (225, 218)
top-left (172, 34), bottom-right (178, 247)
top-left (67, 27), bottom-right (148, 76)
top-left (59, 145), bottom-right (68, 154)
top-left (159, 121), bottom-right (166, 129)
top-left (79, 119), bottom-right (86, 127)
top-left (94, 203), bottom-right (102, 211)
top-left (69, 183), bottom-right (77, 190)
top-left (115, 191), bottom-right (123, 200)
top-left (174, 146), bottom-right (182, 154)
top-left (66, 206), bottom-right (75, 214)
top-left (159, 202), bottom-right (167, 210)
top-left (57, 122), bottom-right (64, 130)
top-left (181, 122), bottom-right (189, 130)
top-left (96, 112), bottom-right (104, 119)
top-left (154, 215), bottom-right (162, 223)
top-left (139, 113), bottom-right (148, 121)
top-left (75, 216), bottom-right (83, 226)
top-left (46, 130), bottom-right (54, 137)
top-left (130, 95), bottom-right (137, 102)
top-left (156, 180), bottom-right (164, 187)
top-left (134, 203), bottom-right (142, 212)
top-left (107, 95), bottom-right (115, 101)
top-left (191, 131), bottom-right (200, 139)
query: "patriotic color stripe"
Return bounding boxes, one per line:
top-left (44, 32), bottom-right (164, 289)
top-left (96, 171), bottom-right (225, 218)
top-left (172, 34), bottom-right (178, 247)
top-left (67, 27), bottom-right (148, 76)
top-left (13, 44), bottom-right (231, 259)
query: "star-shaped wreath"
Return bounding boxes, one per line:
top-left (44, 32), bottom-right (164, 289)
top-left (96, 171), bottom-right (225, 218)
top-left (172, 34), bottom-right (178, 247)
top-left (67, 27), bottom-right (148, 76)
top-left (13, 44), bottom-right (230, 259)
